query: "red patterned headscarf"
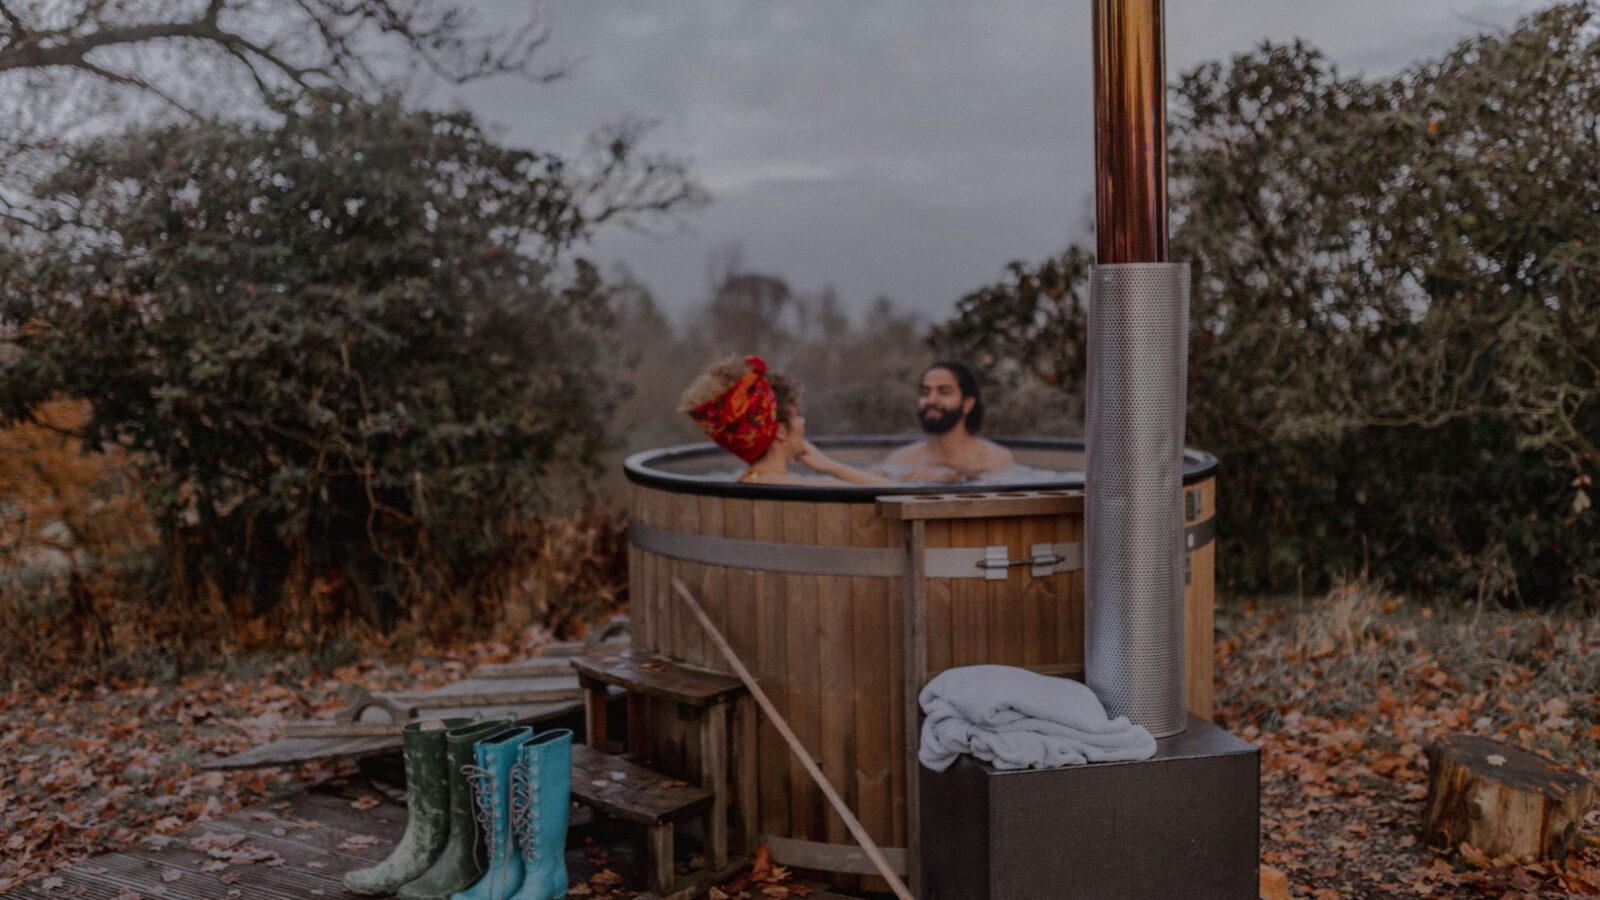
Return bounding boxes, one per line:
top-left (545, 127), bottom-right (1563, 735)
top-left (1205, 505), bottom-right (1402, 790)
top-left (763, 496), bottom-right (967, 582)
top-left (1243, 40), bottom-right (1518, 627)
top-left (688, 356), bottom-right (780, 463)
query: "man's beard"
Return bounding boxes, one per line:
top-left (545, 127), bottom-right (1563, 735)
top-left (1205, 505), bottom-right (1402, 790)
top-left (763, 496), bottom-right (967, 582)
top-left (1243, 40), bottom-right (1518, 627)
top-left (919, 405), bottom-right (962, 435)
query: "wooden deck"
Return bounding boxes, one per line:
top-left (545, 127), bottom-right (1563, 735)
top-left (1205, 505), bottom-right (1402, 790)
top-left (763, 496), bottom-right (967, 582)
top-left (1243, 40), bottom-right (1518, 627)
top-left (205, 640), bottom-right (627, 771)
top-left (10, 779), bottom-right (862, 899)
top-left (10, 780), bottom-right (407, 899)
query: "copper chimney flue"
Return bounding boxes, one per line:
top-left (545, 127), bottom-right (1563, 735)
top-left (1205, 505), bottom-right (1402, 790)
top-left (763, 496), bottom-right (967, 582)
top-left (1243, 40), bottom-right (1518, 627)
top-left (1093, 0), bottom-right (1169, 264)
top-left (1085, 0), bottom-right (1191, 737)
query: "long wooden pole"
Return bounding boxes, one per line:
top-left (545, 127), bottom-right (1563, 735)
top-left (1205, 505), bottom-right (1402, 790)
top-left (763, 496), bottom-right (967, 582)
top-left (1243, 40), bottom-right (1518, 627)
top-left (670, 577), bottom-right (916, 900)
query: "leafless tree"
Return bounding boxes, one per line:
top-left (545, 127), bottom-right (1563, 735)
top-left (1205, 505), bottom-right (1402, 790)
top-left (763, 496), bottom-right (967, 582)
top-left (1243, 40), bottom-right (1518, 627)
top-left (0, 0), bottom-right (563, 115)
top-left (0, 1), bottom-right (706, 232)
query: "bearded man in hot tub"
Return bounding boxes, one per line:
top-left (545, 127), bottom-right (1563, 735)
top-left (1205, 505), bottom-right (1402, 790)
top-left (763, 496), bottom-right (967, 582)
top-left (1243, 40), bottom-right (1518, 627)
top-left (882, 360), bottom-right (1015, 483)
top-left (681, 355), bottom-right (890, 487)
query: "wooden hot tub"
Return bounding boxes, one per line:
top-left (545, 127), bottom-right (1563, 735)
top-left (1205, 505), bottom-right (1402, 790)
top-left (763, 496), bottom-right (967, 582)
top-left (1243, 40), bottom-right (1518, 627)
top-left (623, 436), bottom-right (1218, 884)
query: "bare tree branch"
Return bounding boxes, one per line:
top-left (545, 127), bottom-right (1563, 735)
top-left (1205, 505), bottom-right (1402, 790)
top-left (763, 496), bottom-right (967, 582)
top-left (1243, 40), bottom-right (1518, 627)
top-left (572, 120), bottom-right (711, 236)
top-left (0, 0), bottom-right (567, 117)
top-left (72, 59), bottom-right (202, 118)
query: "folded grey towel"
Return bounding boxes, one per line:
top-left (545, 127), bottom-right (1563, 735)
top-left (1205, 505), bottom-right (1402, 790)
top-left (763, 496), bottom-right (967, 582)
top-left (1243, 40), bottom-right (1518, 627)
top-left (919, 664), bottom-right (1157, 771)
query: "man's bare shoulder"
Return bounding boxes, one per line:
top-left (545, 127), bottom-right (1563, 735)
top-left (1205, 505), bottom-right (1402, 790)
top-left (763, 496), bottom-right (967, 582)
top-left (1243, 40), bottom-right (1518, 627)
top-left (884, 440), bottom-right (935, 465)
top-left (978, 438), bottom-right (1016, 471)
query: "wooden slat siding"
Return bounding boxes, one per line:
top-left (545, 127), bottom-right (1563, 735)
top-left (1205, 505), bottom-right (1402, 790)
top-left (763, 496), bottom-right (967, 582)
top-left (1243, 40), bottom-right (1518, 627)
top-left (635, 486), bottom-right (658, 656)
top-left (1060, 508), bottom-right (1087, 668)
top-left (637, 488), bottom-right (669, 774)
top-left (629, 485), bottom-right (650, 656)
top-left (661, 490), bottom-right (692, 780)
top-left (1043, 512), bottom-right (1068, 666)
top-left (898, 518), bottom-right (927, 898)
top-left (851, 505), bottom-right (893, 896)
top-left (1186, 476), bottom-right (1217, 719)
top-left (699, 494), bottom-right (727, 676)
top-left (700, 702), bottom-right (730, 867)
top-left (735, 698), bottom-right (760, 854)
top-left (721, 498), bottom-right (758, 673)
top-left (721, 497), bottom-right (759, 845)
top-left (675, 491), bottom-right (705, 668)
top-left (656, 489), bottom-right (677, 660)
top-left (992, 515), bottom-right (1025, 665)
top-left (657, 489), bottom-right (681, 661)
top-left (782, 501), bottom-right (822, 841)
top-left (622, 482), bottom-right (1217, 884)
top-left (645, 486), bottom-right (665, 656)
top-left (751, 497), bottom-right (788, 839)
top-left (876, 509), bottom-right (902, 851)
top-left (1019, 514), bottom-right (1054, 667)
top-left (815, 502), bottom-right (854, 851)
top-left (922, 519), bottom-right (953, 676)
top-left (954, 517), bottom-right (989, 667)
top-left (640, 486), bottom-right (672, 775)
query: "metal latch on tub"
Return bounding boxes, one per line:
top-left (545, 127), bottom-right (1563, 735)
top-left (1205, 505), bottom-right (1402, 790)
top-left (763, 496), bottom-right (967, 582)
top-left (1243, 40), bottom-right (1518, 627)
top-left (974, 546), bottom-right (1009, 581)
top-left (1031, 543), bottom-right (1068, 577)
top-left (926, 542), bottom-right (1083, 579)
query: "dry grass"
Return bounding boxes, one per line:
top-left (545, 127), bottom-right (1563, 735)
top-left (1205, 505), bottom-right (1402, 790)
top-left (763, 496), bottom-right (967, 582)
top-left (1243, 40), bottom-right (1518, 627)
top-left (1219, 583), bottom-right (1600, 897)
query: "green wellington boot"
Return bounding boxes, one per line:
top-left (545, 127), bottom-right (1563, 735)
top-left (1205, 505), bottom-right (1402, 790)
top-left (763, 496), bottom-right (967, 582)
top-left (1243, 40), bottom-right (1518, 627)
top-left (449, 726), bottom-right (535, 900)
top-left (504, 729), bottom-right (573, 900)
top-left (398, 719), bottom-right (516, 900)
top-left (343, 717), bottom-right (475, 895)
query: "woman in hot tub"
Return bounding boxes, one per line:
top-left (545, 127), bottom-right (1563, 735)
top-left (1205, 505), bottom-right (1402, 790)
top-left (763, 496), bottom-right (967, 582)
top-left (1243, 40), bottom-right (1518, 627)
top-left (679, 355), bottom-right (890, 486)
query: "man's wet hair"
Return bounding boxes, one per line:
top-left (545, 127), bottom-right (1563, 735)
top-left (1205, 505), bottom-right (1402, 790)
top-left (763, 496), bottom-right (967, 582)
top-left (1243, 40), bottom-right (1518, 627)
top-left (926, 360), bottom-right (985, 434)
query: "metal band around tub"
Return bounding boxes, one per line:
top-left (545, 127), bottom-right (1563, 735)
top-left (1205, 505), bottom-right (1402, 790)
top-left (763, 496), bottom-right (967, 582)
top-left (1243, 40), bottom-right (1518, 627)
top-left (628, 520), bottom-right (904, 577)
top-left (629, 517), bottom-right (1214, 580)
top-left (1186, 514), bottom-right (1216, 551)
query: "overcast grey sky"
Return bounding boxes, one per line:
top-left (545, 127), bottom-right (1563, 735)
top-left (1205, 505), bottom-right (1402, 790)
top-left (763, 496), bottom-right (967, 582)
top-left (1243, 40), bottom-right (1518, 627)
top-left (448, 1), bottom-right (1551, 323)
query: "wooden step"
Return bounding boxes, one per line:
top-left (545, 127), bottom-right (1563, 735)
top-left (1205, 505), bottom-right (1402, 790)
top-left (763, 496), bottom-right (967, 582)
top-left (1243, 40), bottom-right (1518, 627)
top-left (570, 650), bottom-right (744, 707)
top-left (570, 744), bottom-right (713, 826)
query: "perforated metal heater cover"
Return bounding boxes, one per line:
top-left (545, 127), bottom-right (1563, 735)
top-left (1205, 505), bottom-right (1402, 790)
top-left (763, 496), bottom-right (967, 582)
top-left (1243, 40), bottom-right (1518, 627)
top-left (1085, 262), bottom-right (1191, 738)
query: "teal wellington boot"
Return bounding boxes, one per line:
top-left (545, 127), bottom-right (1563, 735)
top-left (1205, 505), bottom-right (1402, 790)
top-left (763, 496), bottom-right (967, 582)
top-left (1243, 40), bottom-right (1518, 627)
top-left (505, 729), bottom-right (573, 900)
top-left (343, 717), bottom-right (474, 895)
top-left (398, 719), bottom-right (515, 900)
top-left (449, 726), bottom-right (535, 900)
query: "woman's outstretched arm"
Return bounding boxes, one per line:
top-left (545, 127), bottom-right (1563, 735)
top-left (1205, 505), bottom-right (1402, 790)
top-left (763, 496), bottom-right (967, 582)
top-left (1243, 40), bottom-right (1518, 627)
top-left (797, 442), bottom-right (892, 486)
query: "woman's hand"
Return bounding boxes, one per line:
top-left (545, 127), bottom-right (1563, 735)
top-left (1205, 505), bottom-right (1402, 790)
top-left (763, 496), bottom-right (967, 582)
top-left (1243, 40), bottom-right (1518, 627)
top-left (798, 441), bottom-right (891, 486)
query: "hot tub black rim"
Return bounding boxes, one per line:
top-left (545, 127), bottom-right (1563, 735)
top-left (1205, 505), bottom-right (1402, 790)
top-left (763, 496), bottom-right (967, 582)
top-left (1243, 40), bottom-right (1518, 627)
top-left (623, 435), bottom-right (1219, 503)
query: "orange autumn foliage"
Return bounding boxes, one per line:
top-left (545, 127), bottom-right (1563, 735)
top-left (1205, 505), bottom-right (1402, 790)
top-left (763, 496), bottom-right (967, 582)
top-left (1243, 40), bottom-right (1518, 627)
top-left (0, 399), bottom-right (155, 680)
top-left (0, 399), bottom-right (150, 558)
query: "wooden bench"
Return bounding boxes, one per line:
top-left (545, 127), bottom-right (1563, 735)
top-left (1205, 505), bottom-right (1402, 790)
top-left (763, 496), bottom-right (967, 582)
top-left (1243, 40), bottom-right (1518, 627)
top-left (571, 651), bottom-right (753, 897)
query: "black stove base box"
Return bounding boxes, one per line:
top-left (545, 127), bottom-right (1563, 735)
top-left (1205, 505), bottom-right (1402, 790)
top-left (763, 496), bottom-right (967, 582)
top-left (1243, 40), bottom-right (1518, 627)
top-left (919, 715), bottom-right (1259, 900)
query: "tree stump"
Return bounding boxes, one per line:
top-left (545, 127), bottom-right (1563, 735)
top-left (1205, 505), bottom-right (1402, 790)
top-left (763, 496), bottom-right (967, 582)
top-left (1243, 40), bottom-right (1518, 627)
top-left (1421, 733), bottom-right (1594, 861)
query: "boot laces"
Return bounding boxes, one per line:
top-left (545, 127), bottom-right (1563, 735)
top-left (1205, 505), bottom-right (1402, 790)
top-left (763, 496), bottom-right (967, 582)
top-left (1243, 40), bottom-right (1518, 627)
top-left (510, 760), bottom-right (541, 862)
top-left (462, 763), bottom-right (503, 865)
